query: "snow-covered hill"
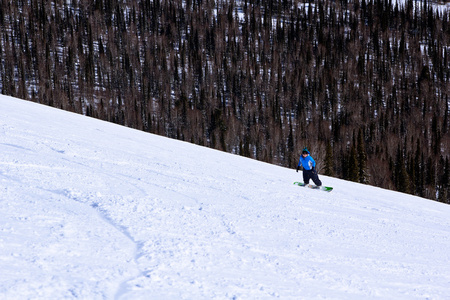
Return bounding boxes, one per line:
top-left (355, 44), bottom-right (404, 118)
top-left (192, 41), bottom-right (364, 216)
top-left (1, 95), bottom-right (450, 299)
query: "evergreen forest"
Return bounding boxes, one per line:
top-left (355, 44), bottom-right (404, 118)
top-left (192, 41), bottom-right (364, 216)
top-left (0, 0), bottom-right (449, 202)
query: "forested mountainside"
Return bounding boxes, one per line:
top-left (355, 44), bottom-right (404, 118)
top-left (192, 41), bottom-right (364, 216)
top-left (0, 0), bottom-right (449, 202)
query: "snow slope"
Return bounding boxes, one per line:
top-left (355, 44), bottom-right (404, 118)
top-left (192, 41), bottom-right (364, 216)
top-left (1, 95), bottom-right (450, 299)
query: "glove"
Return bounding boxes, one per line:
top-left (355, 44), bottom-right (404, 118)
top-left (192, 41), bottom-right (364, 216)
top-left (296, 166), bottom-right (300, 172)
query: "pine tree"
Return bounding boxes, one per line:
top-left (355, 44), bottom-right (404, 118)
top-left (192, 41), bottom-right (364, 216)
top-left (443, 157), bottom-right (449, 203)
top-left (357, 129), bottom-right (368, 184)
top-left (414, 140), bottom-right (424, 197)
top-left (438, 156), bottom-right (449, 203)
top-left (324, 141), bottom-right (334, 176)
top-left (348, 146), bottom-right (359, 182)
top-left (395, 145), bottom-right (411, 194)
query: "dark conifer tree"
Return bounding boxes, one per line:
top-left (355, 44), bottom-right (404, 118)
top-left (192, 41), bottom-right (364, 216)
top-left (324, 141), bottom-right (334, 176)
top-left (357, 129), bottom-right (368, 184)
top-left (348, 146), bottom-right (359, 183)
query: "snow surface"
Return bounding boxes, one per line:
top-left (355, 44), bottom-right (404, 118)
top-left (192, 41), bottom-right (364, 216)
top-left (1, 95), bottom-right (450, 299)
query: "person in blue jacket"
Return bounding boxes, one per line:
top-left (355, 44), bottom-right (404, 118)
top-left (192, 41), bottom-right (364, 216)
top-left (296, 147), bottom-right (322, 186)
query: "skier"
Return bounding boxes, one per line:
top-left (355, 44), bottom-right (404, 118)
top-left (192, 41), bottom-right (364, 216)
top-left (296, 147), bottom-right (322, 187)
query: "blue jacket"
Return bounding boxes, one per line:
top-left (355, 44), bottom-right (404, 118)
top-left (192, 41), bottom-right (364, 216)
top-left (298, 153), bottom-right (316, 171)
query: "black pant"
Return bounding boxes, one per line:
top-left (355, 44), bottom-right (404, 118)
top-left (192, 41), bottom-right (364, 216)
top-left (303, 169), bottom-right (322, 186)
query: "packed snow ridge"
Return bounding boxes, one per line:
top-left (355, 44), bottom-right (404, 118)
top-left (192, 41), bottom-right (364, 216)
top-left (1, 95), bottom-right (450, 299)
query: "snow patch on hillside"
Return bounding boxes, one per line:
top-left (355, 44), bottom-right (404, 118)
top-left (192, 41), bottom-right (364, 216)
top-left (1, 96), bottom-right (450, 299)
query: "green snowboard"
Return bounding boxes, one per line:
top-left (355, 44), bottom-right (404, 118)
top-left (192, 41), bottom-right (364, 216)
top-left (294, 182), bottom-right (333, 192)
